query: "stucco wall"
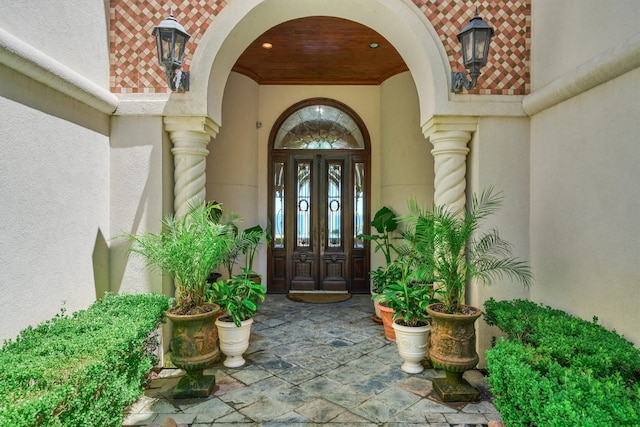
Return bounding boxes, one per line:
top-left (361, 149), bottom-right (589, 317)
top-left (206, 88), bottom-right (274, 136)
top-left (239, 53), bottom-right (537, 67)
top-left (2, 0), bottom-right (110, 88)
top-left (528, 0), bottom-right (640, 346)
top-left (530, 0), bottom-right (639, 90)
top-left (529, 68), bottom-right (640, 346)
top-left (0, 2), bottom-right (112, 342)
top-left (380, 72), bottom-right (433, 214)
top-left (109, 115), bottom-right (173, 297)
top-left (378, 72), bottom-right (433, 270)
top-left (205, 73), bottom-right (262, 275)
top-left (467, 116), bottom-right (532, 365)
top-left (0, 94), bottom-right (110, 342)
top-left (206, 73), bottom-right (260, 218)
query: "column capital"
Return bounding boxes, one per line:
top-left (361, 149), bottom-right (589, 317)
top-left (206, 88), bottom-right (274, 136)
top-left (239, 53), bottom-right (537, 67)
top-left (422, 115), bottom-right (478, 140)
top-left (164, 115), bottom-right (220, 139)
top-left (423, 116), bottom-right (477, 214)
top-left (163, 115), bottom-right (219, 217)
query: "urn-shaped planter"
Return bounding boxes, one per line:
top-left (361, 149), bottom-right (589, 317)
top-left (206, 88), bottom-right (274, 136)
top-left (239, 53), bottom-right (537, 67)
top-left (426, 303), bottom-right (482, 402)
top-left (165, 303), bottom-right (221, 399)
top-left (215, 317), bottom-right (253, 368)
top-left (392, 319), bottom-right (431, 373)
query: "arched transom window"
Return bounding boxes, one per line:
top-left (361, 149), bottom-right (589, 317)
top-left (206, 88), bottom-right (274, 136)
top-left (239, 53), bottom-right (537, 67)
top-left (274, 104), bottom-right (365, 150)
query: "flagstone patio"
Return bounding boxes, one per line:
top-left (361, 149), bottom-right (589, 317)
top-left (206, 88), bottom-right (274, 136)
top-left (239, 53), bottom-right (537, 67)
top-left (123, 294), bottom-right (502, 426)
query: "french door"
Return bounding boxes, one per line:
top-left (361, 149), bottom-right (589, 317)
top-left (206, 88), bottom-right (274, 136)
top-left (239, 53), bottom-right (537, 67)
top-left (269, 152), bottom-right (369, 293)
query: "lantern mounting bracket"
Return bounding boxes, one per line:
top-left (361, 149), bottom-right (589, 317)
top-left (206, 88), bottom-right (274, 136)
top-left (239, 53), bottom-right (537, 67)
top-left (451, 70), bottom-right (480, 93)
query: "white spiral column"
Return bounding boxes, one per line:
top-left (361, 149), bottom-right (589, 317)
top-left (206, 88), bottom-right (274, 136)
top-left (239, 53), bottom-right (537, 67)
top-left (164, 116), bottom-right (220, 217)
top-left (423, 117), bottom-right (478, 214)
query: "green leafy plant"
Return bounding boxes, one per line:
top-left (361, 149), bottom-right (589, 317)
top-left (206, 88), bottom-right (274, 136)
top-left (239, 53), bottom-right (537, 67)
top-left (218, 209), bottom-right (246, 278)
top-left (377, 258), bottom-right (437, 326)
top-left (376, 200), bottom-right (441, 326)
top-left (0, 293), bottom-right (170, 427)
top-left (369, 261), bottom-right (403, 294)
top-left (405, 188), bottom-right (532, 314)
top-left (208, 268), bottom-right (266, 327)
top-left (123, 201), bottom-right (232, 315)
top-left (360, 206), bottom-right (400, 266)
top-left (241, 222), bottom-right (272, 272)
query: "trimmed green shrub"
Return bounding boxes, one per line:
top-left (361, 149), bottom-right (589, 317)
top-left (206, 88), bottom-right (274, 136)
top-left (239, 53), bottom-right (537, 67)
top-left (484, 299), bottom-right (640, 426)
top-left (0, 293), bottom-right (170, 427)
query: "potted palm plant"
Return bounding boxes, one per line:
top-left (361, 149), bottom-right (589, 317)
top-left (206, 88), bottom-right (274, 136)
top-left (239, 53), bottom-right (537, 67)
top-left (208, 270), bottom-right (266, 367)
top-left (417, 188), bottom-right (532, 401)
top-left (240, 223), bottom-right (271, 284)
top-left (123, 200), bottom-right (232, 399)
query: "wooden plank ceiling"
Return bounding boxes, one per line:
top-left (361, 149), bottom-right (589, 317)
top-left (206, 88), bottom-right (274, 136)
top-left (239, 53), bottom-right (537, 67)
top-left (232, 16), bottom-right (409, 85)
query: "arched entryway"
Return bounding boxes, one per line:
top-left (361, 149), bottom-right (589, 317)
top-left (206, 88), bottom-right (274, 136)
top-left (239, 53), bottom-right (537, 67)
top-left (268, 98), bottom-right (371, 294)
top-left (163, 0), bottom-right (482, 290)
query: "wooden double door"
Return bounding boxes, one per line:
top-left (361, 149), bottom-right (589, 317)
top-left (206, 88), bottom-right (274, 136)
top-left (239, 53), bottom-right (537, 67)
top-left (268, 152), bottom-right (370, 293)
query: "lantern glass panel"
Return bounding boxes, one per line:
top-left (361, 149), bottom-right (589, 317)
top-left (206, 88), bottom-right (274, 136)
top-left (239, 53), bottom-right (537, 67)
top-left (174, 33), bottom-right (187, 66)
top-left (157, 29), bottom-right (176, 66)
top-left (475, 30), bottom-right (489, 63)
top-left (461, 31), bottom-right (473, 66)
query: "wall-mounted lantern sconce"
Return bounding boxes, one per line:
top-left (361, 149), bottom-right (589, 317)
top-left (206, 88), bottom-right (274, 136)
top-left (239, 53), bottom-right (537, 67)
top-left (152, 11), bottom-right (190, 92)
top-left (451, 12), bottom-right (494, 93)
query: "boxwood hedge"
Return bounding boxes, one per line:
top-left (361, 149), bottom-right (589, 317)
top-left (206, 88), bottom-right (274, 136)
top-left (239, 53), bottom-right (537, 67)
top-left (484, 298), bottom-right (640, 426)
top-left (0, 293), bottom-right (170, 427)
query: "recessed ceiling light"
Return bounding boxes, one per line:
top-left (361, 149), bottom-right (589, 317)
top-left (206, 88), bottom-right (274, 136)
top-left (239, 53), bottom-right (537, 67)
top-left (369, 42), bottom-right (380, 49)
top-left (262, 42), bottom-right (273, 49)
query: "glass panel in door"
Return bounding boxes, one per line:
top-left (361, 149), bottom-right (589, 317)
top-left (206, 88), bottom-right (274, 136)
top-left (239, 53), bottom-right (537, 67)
top-left (288, 156), bottom-right (348, 291)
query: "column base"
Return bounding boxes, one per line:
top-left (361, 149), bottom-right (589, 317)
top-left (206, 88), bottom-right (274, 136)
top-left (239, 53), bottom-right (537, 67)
top-left (172, 372), bottom-right (217, 399)
top-left (432, 375), bottom-right (479, 402)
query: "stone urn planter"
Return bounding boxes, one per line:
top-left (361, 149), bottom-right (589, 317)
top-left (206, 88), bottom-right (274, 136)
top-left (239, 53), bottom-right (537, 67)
top-left (165, 303), bottom-right (221, 398)
top-left (392, 319), bottom-right (430, 373)
top-left (376, 301), bottom-right (396, 341)
top-left (215, 316), bottom-right (254, 367)
top-left (426, 303), bottom-right (482, 401)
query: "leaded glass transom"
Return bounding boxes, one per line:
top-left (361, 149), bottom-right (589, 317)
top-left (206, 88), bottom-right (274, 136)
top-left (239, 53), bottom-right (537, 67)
top-left (274, 105), bottom-right (365, 150)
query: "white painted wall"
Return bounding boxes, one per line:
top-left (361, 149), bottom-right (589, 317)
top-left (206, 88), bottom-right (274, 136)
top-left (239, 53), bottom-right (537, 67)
top-left (528, 0), bottom-right (640, 346)
top-left (0, 2), bottom-right (112, 342)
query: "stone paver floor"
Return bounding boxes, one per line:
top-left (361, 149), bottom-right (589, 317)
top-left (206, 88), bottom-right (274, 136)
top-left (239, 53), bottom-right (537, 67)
top-left (123, 294), bottom-right (502, 426)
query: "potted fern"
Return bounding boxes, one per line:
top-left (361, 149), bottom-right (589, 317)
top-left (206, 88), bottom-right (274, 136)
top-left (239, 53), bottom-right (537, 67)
top-left (417, 188), bottom-right (532, 401)
top-left (123, 200), bottom-right (232, 398)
